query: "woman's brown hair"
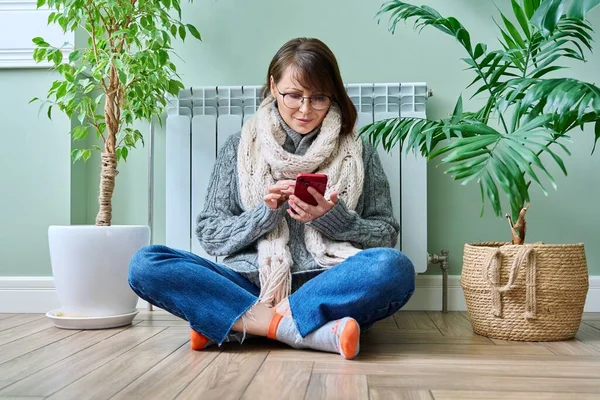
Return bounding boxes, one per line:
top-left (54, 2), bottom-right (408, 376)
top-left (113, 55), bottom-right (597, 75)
top-left (262, 37), bottom-right (357, 135)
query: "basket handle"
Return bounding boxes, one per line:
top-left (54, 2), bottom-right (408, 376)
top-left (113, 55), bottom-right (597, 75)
top-left (483, 246), bottom-right (537, 320)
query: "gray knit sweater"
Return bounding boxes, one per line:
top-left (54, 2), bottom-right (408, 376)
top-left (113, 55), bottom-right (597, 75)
top-left (195, 105), bottom-right (400, 290)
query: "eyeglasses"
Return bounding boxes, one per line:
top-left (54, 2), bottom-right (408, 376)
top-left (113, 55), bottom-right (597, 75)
top-left (276, 86), bottom-right (332, 111)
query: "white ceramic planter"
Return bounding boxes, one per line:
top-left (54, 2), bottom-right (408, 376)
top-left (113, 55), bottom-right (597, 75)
top-left (47, 225), bottom-right (150, 329)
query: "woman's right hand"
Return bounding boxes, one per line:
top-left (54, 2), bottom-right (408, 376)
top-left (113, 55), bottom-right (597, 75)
top-left (264, 180), bottom-right (296, 210)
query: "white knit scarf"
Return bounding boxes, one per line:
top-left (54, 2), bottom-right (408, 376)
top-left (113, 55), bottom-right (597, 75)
top-left (237, 96), bottom-right (364, 306)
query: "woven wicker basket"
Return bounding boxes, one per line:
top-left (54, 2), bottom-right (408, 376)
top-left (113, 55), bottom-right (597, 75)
top-left (461, 242), bottom-right (589, 341)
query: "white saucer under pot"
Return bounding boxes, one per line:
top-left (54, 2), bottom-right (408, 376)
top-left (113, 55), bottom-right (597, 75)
top-left (45, 309), bottom-right (140, 330)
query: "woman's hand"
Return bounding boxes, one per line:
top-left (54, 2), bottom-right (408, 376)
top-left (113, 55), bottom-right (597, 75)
top-left (264, 180), bottom-right (296, 210)
top-left (275, 298), bottom-right (292, 317)
top-left (287, 186), bottom-right (339, 223)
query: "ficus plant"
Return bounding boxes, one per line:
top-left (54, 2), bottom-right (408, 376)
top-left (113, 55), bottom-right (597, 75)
top-left (30, 0), bottom-right (201, 226)
top-left (360, 0), bottom-right (600, 244)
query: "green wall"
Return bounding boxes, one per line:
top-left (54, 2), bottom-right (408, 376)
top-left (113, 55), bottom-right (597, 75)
top-left (3, 0), bottom-right (600, 277)
top-left (0, 70), bottom-right (71, 276)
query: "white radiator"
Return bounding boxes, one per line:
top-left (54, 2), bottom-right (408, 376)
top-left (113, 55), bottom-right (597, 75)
top-left (165, 83), bottom-right (429, 273)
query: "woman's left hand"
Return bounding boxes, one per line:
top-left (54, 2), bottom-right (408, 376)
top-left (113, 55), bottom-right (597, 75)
top-left (287, 186), bottom-right (339, 223)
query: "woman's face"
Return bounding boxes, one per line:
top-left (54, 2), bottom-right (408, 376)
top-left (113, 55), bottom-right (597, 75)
top-left (270, 66), bottom-right (331, 135)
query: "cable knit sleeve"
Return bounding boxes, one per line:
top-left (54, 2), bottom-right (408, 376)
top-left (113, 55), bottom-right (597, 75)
top-left (195, 134), bottom-right (285, 256)
top-left (306, 141), bottom-right (400, 248)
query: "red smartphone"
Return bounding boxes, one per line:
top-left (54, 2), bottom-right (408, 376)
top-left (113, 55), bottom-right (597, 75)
top-left (293, 173), bottom-right (328, 206)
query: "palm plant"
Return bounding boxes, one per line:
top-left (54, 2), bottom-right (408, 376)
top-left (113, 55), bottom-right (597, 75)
top-left (360, 0), bottom-right (600, 244)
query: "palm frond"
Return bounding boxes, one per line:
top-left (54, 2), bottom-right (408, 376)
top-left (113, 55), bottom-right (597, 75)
top-left (376, 1), bottom-right (474, 55)
top-left (369, 0), bottom-right (600, 223)
top-left (431, 116), bottom-right (569, 220)
top-left (523, 0), bottom-right (543, 19)
top-left (514, 78), bottom-right (600, 126)
top-left (527, 16), bottom-right (594, 80)
top-left (358, 117), bottom-right (447, 156)
top-left (358, 95), bottom-right (479, 156)
top-left (567, 0), bottom-right (600, 18)
top-left (531, 0), bottom-right (600, 35)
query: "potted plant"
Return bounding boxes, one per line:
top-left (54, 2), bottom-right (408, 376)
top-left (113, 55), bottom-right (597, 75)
top-left (30, 0), bottom-right (202, 329)
top-left (361, 0), bottom-right (599, 341)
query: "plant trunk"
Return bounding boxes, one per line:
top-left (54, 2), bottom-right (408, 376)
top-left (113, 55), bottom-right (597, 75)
top-left (95, 152), bottom-right (118, 226)
top-left (96, 68), bottom-right (120, 227)
top-left (506, 203), bottom-right (529, 245)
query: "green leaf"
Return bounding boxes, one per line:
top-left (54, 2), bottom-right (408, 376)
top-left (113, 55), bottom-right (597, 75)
top-left (118, 69), bottom-right (127, 85)
top-left (408, 120), bottom-right (433, 153)
top-left (496, 147), bottom-right (529, 200)
top-left (56, 82), bottom-right (67, 99)
top-left (456, 28), bottom-right (472, 54)
top-left (52, 50), bottom-right (63, 65)
top-left (376, 1), bottom-right (473, 55)
top-left (479, 178), bottom-right (486, 217)
top-left (504, 144), bottom-right (548, 195)
top-left (511, 0), bottom-right (531, 38)
top-left (453, 162), bottom-right (487, 184)
top-left (116, 147), bottom-right (128, 162)
top-left (36, 0), bottom-right (46, 7)
top-left (84, 83), bottom-right (95, 94)
top-left (452, 95), bottom-right (463, 122)
top-left (466, 73), bottom-right (483, 90)
top-left (157, 50), bottom-right (168, 66)
top-left (593, 120), bottom-right (600, 154)
top-left (473, 43), bottom-right (487, 60)
top-left (511, 144), bottom-right (556, 190)
top-left (68, 50), bottom-right (80, 63)
top-left (489, 156), bottom-right (516, 204)
top-left (531, 0), bottom-right (566, 35)
top-left (443, 148), bottom-right (489, 163)
top-left (500, 11), bottom-right (526, 48)
top-left (432, 133), bottom-right (499, 159)
top-left (47, 105), bottom-right (52, 120)
top-left (478, 51), bottom-right (498, 70)
top-left (71, 149), bottom-right (91, 163)
top-left (523, 0), bottom-right (536, 18)
top-left (482, 170), bottom-right (502, 216)
top-left (29, 97), bottom-right (39, 104)
top-left (444, 154), bottom-right (488, 174)
top-left (72, 125), bottom-right (88, 140)
top-left (447, 122), bottom-right (502, 137)
top-left (179, 25), bottom-right (186, 41)
top-left (82, 149), bottom-right (91, 162)
top-left (567, 0), bottom-right (600, 19)
top-left (71, 149), bottom-right (82, 162)
top-left (168, 79), bottom-right (183, 95)
top-left (173, 0), bottom-right (182, 18)
top-left (32, 37), bottom-right (49, 47)
top-left (532, 65), bottom-right (565, 78)
top-left (187, 24), bottom-right (202, 40)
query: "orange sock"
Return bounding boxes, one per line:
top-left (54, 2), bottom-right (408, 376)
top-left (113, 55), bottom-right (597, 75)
top-left (190, 329), bottom-right (212, 351)
top-left (338, 318), bottom-right (360, 359)
top-left (267, 312), bottom-right (284, 340)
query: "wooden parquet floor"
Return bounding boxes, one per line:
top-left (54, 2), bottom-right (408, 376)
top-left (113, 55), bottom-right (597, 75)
top-left (0, 310), bottom-right (599, 399)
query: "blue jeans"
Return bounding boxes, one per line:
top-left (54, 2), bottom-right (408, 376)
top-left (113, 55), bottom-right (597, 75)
top-left (128, 245), bottom-right (415, 344)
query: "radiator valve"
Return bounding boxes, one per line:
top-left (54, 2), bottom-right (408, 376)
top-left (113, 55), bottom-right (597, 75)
top-left (428, 250), bottom-right (450, 313)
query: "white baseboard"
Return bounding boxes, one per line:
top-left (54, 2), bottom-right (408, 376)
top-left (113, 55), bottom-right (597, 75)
top-left (1, 275), bottom-right (599, 313)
